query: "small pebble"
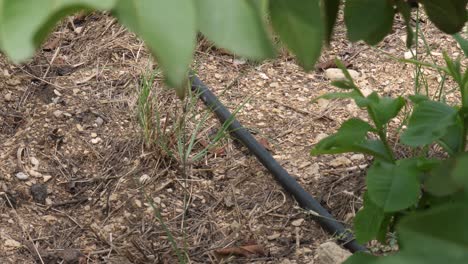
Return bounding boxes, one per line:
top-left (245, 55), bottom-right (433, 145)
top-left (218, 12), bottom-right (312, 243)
top-left (325, 68), bottom-right (360, 81)
top-left (15, 172), bottom-right (29, 180)
top-left (330, 156), bottom-right (352, 167)
top-left (314, 133), bottom-right (329, 143)
top-left (53, 110), bottom-right (63, 118)
top-left (350, 154), bottom-right (365, 161)
top-left (404, 50), bottom-right (416, 59)
top-left (4, 92), bottom-right (12, 102)
top-left (90, 137), bottom-right (101, 144)
top-left (95, 117), bottom-right (104, 126)
top-left (43, 175), bottom-right (53, 182)
top-left (139, 174), bottom-right (151, 184)
top-left (292, 218), bottom-right (305, 227)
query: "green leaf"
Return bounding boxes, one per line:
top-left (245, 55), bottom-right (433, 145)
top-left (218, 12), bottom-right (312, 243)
top-left (344, 0), bottom-right (395, 45)
top-left (322, 0), bottom-right (340, 44)
top-left (395, 0), bottom-right (414, 48)
top-left (335, 59), bottom-right (358, 83)
top-left (269, 0), bottom-right (324, 70)
top-left (312, 118), bottom-right (373, 151)
top-left (343, 252), bottom-right (379, 264)
top-left (366, 92), bottom-right (406, 129)
top-left (311, 118), bottom-right (393, 160)
top-left (195, 0), bottom-right (274, 60)
top-left (397, 204), bottom-right (468, 263)
top-left (420, 0), bottom-right (467, 34)
top-left (443, 52), bottom-right (463, 84)
top-left (425, 158), bottom-right (462, 196)
top-left (400, 100), bottom-right (458, 147)
top-left (313, 90), bottom-right (362, 101)
top-left (408, 94), bottom-right (429, 104)
top-left (449, 153), bottom-right (468, 190)
top-left (367, 159), bottom-right (421, 212)
top-left (453, 33), bottom-right (468, 57)
top-left (331, 80), bottom-right (355, 90)
top-left (114, 0), bottom-right (196, 96)
top-left (438, 121), bottom-right (464, 154)
top-left (0, 0), bottom-right (116, 62)
top-left (354, 192), bottom-right (391, 244)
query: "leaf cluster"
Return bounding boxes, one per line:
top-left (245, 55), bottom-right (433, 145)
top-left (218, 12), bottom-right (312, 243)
top-left (0, 0), bottom-right (466, 97)
top-left (312, 56), bottom-right (468, 264)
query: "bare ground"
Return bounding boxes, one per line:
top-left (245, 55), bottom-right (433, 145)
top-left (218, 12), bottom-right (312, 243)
top-left (0, 11), bottom-right (464, 264)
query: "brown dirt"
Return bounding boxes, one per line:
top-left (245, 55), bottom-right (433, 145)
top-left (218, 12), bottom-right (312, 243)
top-left (0, 11), bottom-right (464, 264)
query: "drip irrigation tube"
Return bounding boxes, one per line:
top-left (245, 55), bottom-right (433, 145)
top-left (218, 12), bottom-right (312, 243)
top-left (191, 74), bottom-right (368, 253)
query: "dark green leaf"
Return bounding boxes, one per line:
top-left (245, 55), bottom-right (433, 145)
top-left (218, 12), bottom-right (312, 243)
top-left (366, 92), bottom-right (406, 129)
top-left (443, 52), bottom-right (463, 84)
top-left (331, 80), bottom-right (355, 90)
top-left (426, 158), bottom-right (462, 196)
top-left (114, 0), bottom-right (196, 96)
top-left (313, 90), bottom-right (362, 101)
top-left (367, 159), bottom-right (421, 212)
top-left (395, 0), bottom-right (414, 48)
top-left (312, 118), bottom-right (373, 151)
top-left (195, 0), bottom-right (274, 60)
top-left (453, 33), bottom-right (468, 57)
top-left (322, 0), bottom-right (340, 44)
top-left (311, 119), bottom-right (393, 160)
top-left (343, 252), bottom-right (379, 264)
top-left (408, 94), bottom-right (429, 104)
top-left (400, 100), bottom-right (458, 147)
top-left (0, 0), bottom-right (116, 62)
top-left (420, 0), bottom-right (467, 34)
top-left (354, 192), bottom-right (390, 244)
top-left (438, 121), bottom-right (464, 154)
top-left (450, 153), bottom-right (468, 190)
top-left (269, 0), bottom-right (324, 70)
top-left (344, 0), bottom-right (395, 45)
top-left (355, 140), bottom-right (393, 161)
top-left (397, 204), bottom-right (468, 263)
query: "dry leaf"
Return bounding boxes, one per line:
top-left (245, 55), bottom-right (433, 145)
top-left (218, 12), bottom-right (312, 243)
top-left (214, 244), bottom-right (266, 257)
top-left (258, 137), bottom-right (272, 152)
top-left (315, 59), bottom-right (352, 72)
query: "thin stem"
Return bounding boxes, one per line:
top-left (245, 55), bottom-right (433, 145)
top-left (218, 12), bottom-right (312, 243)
top-left (367, 107), bottom-right (395, 162)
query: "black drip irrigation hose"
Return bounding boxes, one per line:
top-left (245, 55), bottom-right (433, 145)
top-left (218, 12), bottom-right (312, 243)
top-left (190, 74), bottom-right (368, 253)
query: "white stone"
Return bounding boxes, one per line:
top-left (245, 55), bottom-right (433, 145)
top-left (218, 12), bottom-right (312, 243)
top-left (315, 133), bottom-right (329, 143)
top-left (43, 175), bottom-right (53, 182)
top-left (330, 156), bottom-right (351, 167)
top-left (404, 50), bottom-right (416, 59)
top-left (325, 68), bottom-right (359, 81)
top-left (270, 82), bottom-right (280, 88)
top-left (139, 174), bottom-right (151, 184)
top-left (267, 232), bottom-right (281, 240)
top-left (258, 72), bottom-right (269, 80)
top-left (4, 92), bottom-right (12, 102)
top-left (15, 172), bottom-right (29, 180)
top-left (315, 242), bottom-right (351, 264)
top-left (291, 218), bottom-right (305, 227)
top-left (361, 87), bottom-right (373, 97)
top-left (316, 98), bottom-right (329, 110)
top-left (53, 110), bottom-right (63, 118)
top-left (4, 239), bottom-right (22, 249)
top-left (90, 137), bottom-right (102, 144)
top-left (134, 199), bottom-right (142, 208)
top-left (95, 117), bottom-right (104, 126)
top-left (350, 154), bottom-right (365, 161)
